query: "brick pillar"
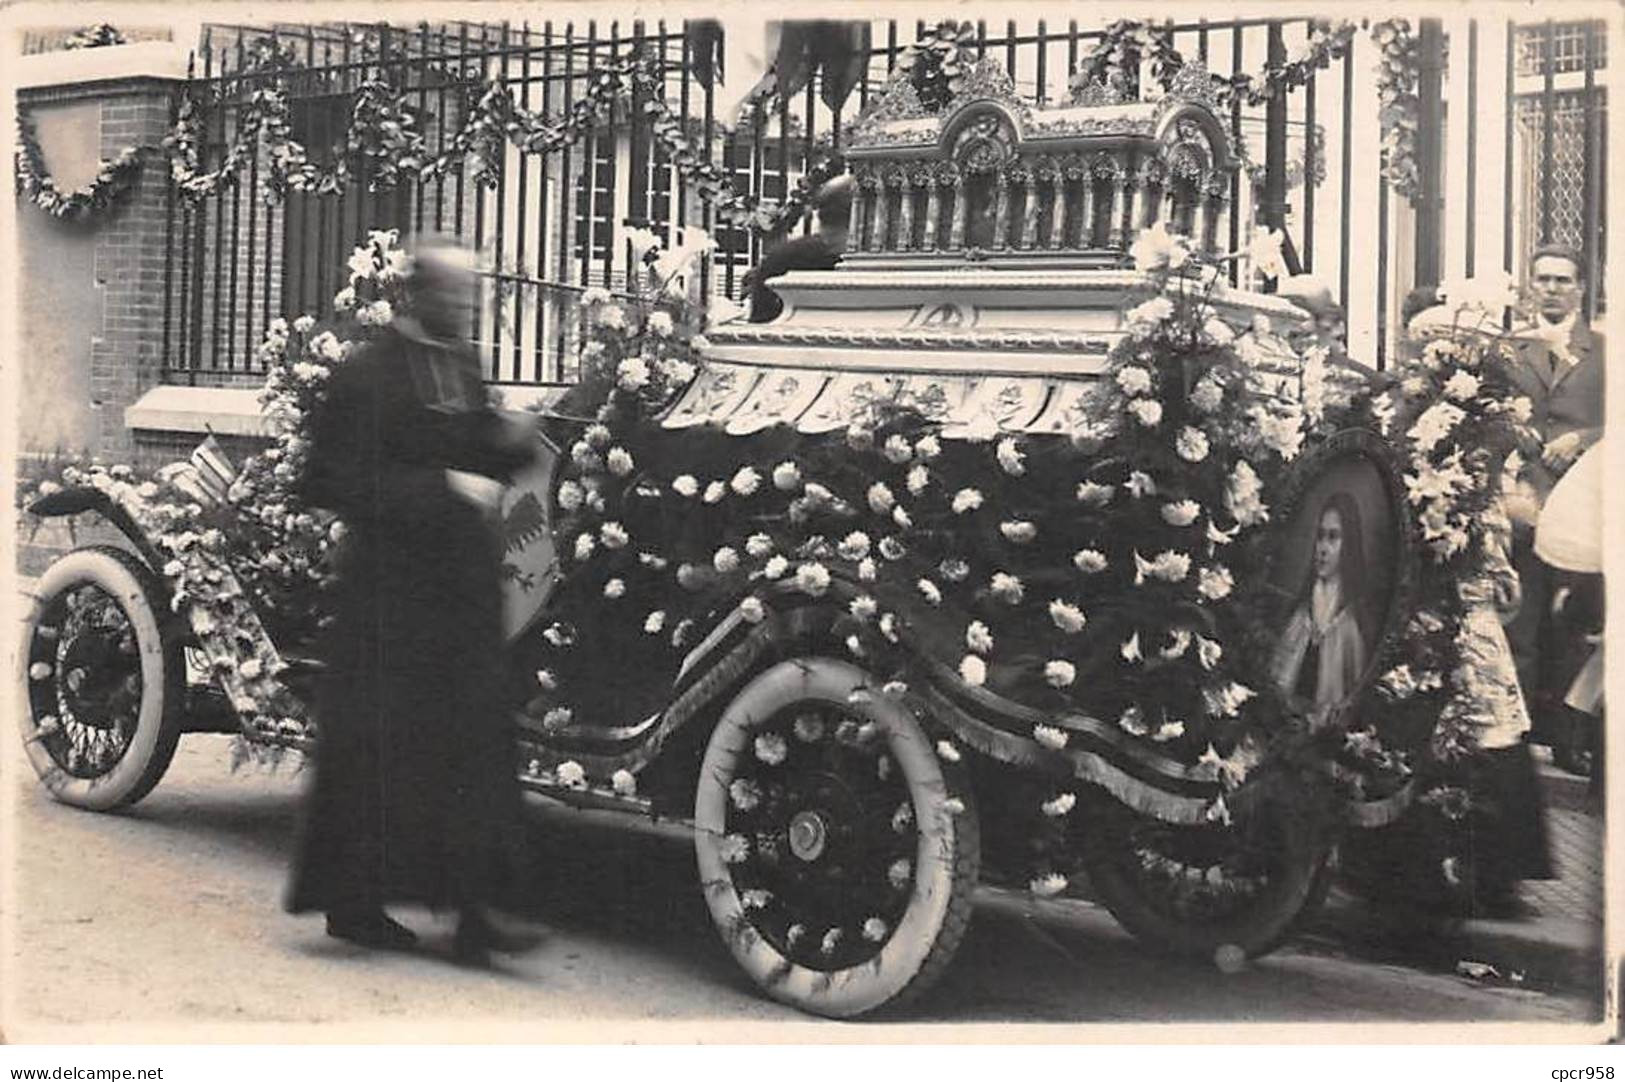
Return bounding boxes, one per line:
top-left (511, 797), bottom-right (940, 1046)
top-left (19, 70), bottom-right (181, 468)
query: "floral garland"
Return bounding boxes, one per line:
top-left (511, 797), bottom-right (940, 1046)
top-left (163, 36), bottom-right (808, 236)
top-left (1370, 19), bottom-right (1422, 203)
top-left (1071, 19), bottom-right (1357, 112)
top-left (894, 21), bottom-right (979, 113)
top-left (63, 24), bottom-right (127, 50)
top-left (15, 112), bottom-right (144, 221)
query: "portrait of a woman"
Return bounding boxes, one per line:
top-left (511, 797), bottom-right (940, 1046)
top-left (1270, 491), bottom-right (1377, 718)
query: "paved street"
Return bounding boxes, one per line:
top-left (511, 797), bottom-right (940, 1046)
top-left (5, 736), bottom-right (1604, 1037)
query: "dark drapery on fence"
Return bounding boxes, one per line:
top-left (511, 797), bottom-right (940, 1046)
top-left (159, 16), bottom-right (1608, 387)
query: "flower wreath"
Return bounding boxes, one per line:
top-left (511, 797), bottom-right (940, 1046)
top-left (14, 112), bottom-right (143, 221)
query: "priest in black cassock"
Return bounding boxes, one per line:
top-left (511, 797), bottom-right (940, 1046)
top-left (287, 242), bottom-right (545, 966)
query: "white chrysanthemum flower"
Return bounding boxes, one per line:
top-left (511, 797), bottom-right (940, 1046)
top-left (996, 438), bottom-right (1026, 476)
top-left (671, 474), bottom-right (699, 498)
top-left (729, 777), bottom-right (761, 811)
top-left (1116, 365), bottom-right (1154, 396)
top-left (703, 480), bottom-right (727, 504)
top-left (574, 533), bottom-right (596, 561)
top-left (603, 578), bottom-right (626, 599)
top-left (917, 578), bottom-right (942, 606)
top-left (733, 533), bottom-right (769, 560)
top-left (1161, 500), bottom-right (1200, 527)
top-left (754, 733), bottom-right (788, 765)
top-left (1125, 295), bottom-right (1176, 327)
top-left (713, 546), bottom-right (740, 574)
top-left (951, 488), bottom-right (983, 514)
top-left (1190, 376), bottom-right (1224, 413)
top-left (1076, 480), bottom-right (1114, 506)
top-left (1029, 873), bottom-right (1069, 898)
top-left (989, 572), bottom-right (1024, 604)
top-left (1041, 792), bottom-right (1077, 817)
top-left (1128, 398), bottom-right (1163, 427)
top-left (966, 620), bottom-right (995, 655)
top-left (1044, 660), bottom-right (1077, 688)
top-left (719, 833), bottom-right (751, 863)
top-left (882, 435), bottom-right (913, 464)
top-left (616, 357), bottom-right (651, 390)
top-left (730, 466), bottom-right (762, 497)
top-left (599, 521), bottom-right (629, 549)
top-left (646, 311), bottom-right (674, 337)
top-left (1032, 724), bottom-right (1068, 750)
top-left (738, 596), bottom-right (767, 623)
top-left (1000, 520), bottom-right (1038, 544)
top-left (959, 654), bottom-right (987, 686)
top-left (867, 482), bottom-right (896, 514)
top-left (938, 558), bottom-right (970, 582)
top-left (1073, 549), bottom-right (1108, 574)
top-left (906, 464), bottom-right (930, 495)
top-left (763, 555), bottom-right (790, 580)
top-left (1049, 599), bottom-right (1087, 634)
top-left (1118, 705), bottom-right (1149, 736)
top-left (862, 917), bottom-right (889, 943)
top-left (936, 740), bottom-right (961, 763)
top-left (858, 557), bottom-right (878, 581)
top-left (849, 595), bottom-right (878, 621)
top-left (535, 669), bottom-right (558, 690)
top-left (1175, 426), bottom-right (1211, 463)
top-left (1124, 470), bottom-right (1157, 499)
top-left (583, 423), bottom-right (612, 449)
top-left (556, 761), bottom-right (588, 790)
top-left (611, 769), bottom-right (637, 796)
top-left (795, 562), bottom-right (831, 597)
top-left (1197, 635), bottom-right (1223, 670)
top-left (915, 434), bottom-right (942, 460)
top-left (643, 611), bottom-right (667, 634)
top-left (772, 461), bottom-right (802, 491)
top-left (1152, 720), bottom-right (1185, 742)
top-left (1197, 564), bottom-right (1235, 601)
top-left (838, 531), bottom-right (872, 561)
top-left (606, 447), bottom-right (635, 477)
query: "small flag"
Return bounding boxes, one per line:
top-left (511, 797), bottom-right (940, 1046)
top-left (188, 434), bottom-right (237, 504)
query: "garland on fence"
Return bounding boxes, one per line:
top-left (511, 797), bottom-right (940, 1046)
top-left (1070, 18), bottom-right (1427, 206)
top-left (63, 24), bottom-right (128, 50)
top-left (14, 112), bottom-right (144, 221)
top-left (1371, 19), bottom-right (1423, 203)
top-left (893, 20), bottom-right (980, 112)
top-left (160, 36), bottom-right (805, 236)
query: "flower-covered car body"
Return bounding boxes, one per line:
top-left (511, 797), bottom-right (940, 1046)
top-left (18, 60), bottom-right (1543, 1018)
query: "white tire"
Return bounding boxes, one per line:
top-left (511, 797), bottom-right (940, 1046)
top-left (694, 658), bottom-right (979, 1018)
top-left (18, 546), bottom-right (183, 810)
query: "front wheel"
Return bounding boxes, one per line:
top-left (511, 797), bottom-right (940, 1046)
top-left (1081, 786), bottom-right (1333, 962)
top-left (694, 658), bottom-right (980, 1018)
top-left (18, 546), bottom-right (185, 810)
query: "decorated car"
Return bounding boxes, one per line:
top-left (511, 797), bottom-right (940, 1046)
top-left (18, 57), bottom-right (1532, 1018)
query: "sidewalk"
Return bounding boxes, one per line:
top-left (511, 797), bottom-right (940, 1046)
top-left (1307, 751), bottom-right (1605, 997)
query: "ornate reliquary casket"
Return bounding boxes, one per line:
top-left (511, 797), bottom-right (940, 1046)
top-left (673, 56), bottom-right (1307, 437)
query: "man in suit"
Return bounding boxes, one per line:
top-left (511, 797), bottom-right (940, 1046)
top-left (1504, 244), bottom-right (1606, 756)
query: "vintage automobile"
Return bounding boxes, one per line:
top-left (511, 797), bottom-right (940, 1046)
top-left (18, 58), bottom-right (1426, 1018)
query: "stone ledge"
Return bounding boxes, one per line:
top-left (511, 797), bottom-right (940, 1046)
top-left (14, 42), bottom-right (192, 91)
top-left (125, 385), bottom-right (272, 438)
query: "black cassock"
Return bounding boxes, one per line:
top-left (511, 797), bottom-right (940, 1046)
top-left (287, 324), bottom-right (535, 916)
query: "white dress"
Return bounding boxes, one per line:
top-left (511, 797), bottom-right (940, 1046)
top-left (1456, 507), bottom-right (1533, 749)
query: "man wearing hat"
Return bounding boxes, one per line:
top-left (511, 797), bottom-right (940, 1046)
top-left (745, 175), bottom-right (855, 323)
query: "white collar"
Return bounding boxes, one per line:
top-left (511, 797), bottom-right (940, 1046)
top-left (1310, 578), bottom-right (1342, 631)
top-left (1533, 312), bottom-right (1579, 348)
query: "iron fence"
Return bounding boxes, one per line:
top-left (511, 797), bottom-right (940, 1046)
top-left (160, 15), bottom-right (1608, 386)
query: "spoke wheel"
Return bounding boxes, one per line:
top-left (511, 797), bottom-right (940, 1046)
top-left (695, 658), bottom-right (979, 1018)
top-left (1083, 789), bottom-right (1332, 961)
top-left (19, 547), bottom-right (184, 810)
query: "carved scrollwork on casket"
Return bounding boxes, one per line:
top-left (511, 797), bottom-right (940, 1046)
top-left (953, 110), bottom-right (1016, 176)
top-left (1162, 57), bottom-right (1220, 111)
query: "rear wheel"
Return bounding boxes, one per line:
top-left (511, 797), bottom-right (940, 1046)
top-left (1083, 787), bottom-right (1332, 962)
top-left (18, 546), bottom-right (185, 810)
top-left (694, 658), bottom-right (980, 1018)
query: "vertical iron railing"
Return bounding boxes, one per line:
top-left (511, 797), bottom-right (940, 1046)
top-left (160, 16), bottom-right (1608, 386)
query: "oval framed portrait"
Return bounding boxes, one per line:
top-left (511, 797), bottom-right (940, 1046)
top-left (1262, 429), bottom-right (1418, 721)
